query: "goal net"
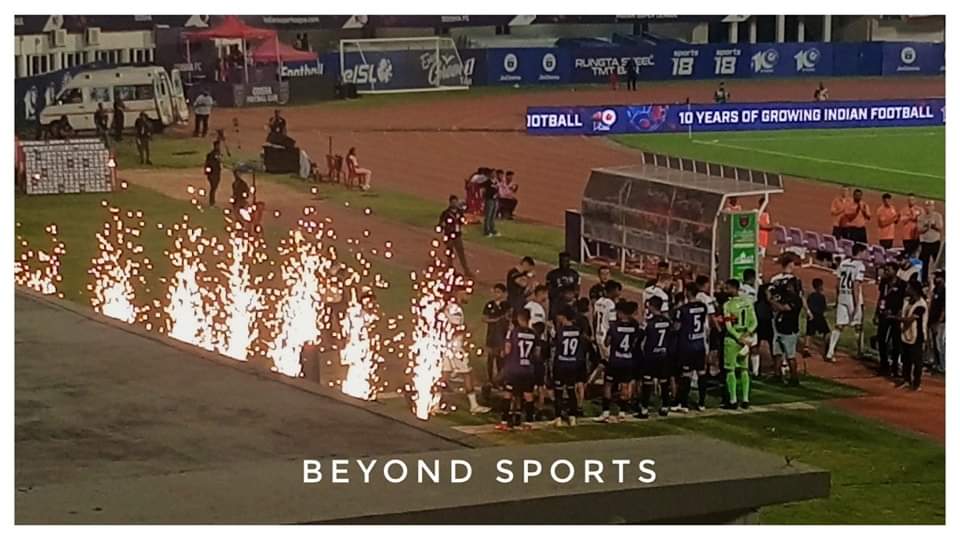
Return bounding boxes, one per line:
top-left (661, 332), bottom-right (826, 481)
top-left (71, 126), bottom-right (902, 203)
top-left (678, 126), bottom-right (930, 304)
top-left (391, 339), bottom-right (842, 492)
top-left (339, 37), bottom-right (471, 94)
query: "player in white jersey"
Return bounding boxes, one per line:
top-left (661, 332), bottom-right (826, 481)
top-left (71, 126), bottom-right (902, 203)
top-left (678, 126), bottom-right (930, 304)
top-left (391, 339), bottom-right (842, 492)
top-left (826, 244), bottom-right (867, 361)
top-left (441, 286), bottom-right (490, 414)
top-left (593, 280), bottom-right (622, 359)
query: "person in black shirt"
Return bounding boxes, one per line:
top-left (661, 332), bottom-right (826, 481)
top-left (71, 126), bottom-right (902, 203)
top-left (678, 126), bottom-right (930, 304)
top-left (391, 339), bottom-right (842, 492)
top-left (482, 283), bottom-right (511, 383)
top-left (714, 82), bottom-right (730, 103)
top-left (506, 256), bottom-right (535, 313)
top-left (637, 297), bottom-right (674, 418)
top-left (231, 170), bottom-right (250, 216)
top-left (94, 103), bottom-right (109, 145)
top-left (898, 280), bottom-right (928, 390)
top-left (268, 109), bottom-right (287, 137)
top-left (437, 195), bottom-right (472, 278)
top-left (928, 269), bottom-right (945, 373)
top-left (769, 278), bottom-right (803, 386)
top-left (588, 266), bottom-right (612, 302)
top-left (625, 58), bottom-right (638, 91)
top-left (674, 282), bottom-right (709, 411)
top-left (874, 263), bottom-right (905, 376)
top-left (111, 98), bottom-right (125, 141)
top-left (596, 301), bottom-right (640, 423)
top-left (552, 306), bottom-right (586, 427)
top-left (574, 296), bottom-right (595, 411)
top-left (545, 252), bottom-right (581, 319)
top-left (481, 170), bottom-right (500, 237)
top-left (134, 112), bottom-right (152, 165)
top-left (204, 141), bottom-right (223, 207)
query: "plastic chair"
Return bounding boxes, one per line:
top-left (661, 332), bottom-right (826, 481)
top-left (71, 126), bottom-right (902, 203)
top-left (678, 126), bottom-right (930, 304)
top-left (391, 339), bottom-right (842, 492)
top-left (787, 227), bottom-right (804, 248)
top-left (803, 230), bottom-right (822, 251)
top-left (839, 239), bottom-right (854, 258)
top-left (820, 234), bottom-right (839, 255)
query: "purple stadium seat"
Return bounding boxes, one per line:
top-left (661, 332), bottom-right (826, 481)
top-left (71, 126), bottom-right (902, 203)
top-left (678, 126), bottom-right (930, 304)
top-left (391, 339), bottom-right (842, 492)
top-left (839, 239), bottom-right (854, 258)
top-left (787, 227), bottom-right (804, 247)
top-left (820, 234), bottom-right (839, 255)
top-left (803, 230), bottom-right (822, 251)
top-left (772, 225), bottom-right (788, 246)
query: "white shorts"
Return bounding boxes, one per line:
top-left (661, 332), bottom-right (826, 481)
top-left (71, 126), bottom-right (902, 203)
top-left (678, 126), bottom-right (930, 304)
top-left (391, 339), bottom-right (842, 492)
top-left (835, 300), bottom-right (863, 327)
top-left (442, 337), bottom-right (471, 374)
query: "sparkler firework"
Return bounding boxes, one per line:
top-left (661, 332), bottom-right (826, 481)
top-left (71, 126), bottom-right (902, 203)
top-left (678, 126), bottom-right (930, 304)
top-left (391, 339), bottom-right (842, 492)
top-left (87, 207), bottom-right (147, 324)
top-left (14, 223), bottom-right (64, 296)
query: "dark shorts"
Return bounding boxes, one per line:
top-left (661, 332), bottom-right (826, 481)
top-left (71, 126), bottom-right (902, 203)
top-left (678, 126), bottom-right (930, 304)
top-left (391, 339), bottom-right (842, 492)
top-left (553, 362), bottom-right (584, 387)
top-left (806, 315), bottom-right (830, 336)
top-left (676, 349), bottom-right (707, 373)
top-left (503, 369), bottom-right (536, 394)
top-left (604, 361), bottom-right (635, 385)
top-left (709, 330), bottom-right (724, 352)
top-left (640, 354), bottom-right (672, 380)
top-left (757, 319), bottom-right (774, 343)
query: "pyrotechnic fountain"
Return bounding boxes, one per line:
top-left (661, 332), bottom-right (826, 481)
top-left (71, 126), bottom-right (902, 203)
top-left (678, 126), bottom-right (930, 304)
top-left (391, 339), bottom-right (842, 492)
top-left (338, 287), bottom-right (385, 400)
top-left (14, 223), bottom-right (64, 296)
top-left (162, 217), bottom-right (218, 352)
top-left (88, 207), bottom-right (147, 324)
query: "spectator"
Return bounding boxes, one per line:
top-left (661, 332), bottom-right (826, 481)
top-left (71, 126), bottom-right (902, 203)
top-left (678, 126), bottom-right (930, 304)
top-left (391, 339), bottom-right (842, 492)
top-left (928, 269), bottom-right (945, 374)
top-left (813, 81), bottom-right (829, 101)
top-left (757, 197), bottom-right (772, 258)
top-left (111, 98), bottom-right (125, 141)
top-left (713, 82), bottom-right (730, 103)
top-left (480, 169), bottom-right (500, 237)
top-left (193, 90), bottom-right (214, 138)
top-left (830, 186), bottom-right (851, 239)
top-left (437, 195), bottom-right (471, 278)
top-left (506, 256), bottom-right (536, 313)
top-left (204, 141), bottom-right (223, 207)
top-left (346, 147), bottom-right (372, 191)
top-left (545, 252), bottom-right (580, 319)
top-left (900, 194), bottom-right (922, 255)
top-left (917, 200), bottom-right (943, 284)
top-left (876, 193), bottom-right (899, 250)
top-left (497, 170), bottom-right (519, 219)
top-left (134, 112), bottom-right (152, 165)
top-left (898, 280), bottom-right (928, 391)
top-left (841, 188), bottom-right (871, 244)
top-left (93, 102), bottom-right (109, 146)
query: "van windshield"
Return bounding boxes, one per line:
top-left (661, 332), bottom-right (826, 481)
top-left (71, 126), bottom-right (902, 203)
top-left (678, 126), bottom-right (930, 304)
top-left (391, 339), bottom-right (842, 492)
top-left (57, 87), bottom-right (84, 105)
top-left (115, 84), bottom-right (155, 102)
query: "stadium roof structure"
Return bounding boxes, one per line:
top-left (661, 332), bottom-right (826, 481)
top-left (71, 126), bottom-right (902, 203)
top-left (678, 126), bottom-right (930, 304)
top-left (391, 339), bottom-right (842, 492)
top-left (580, 152), bottom-right (784, 272)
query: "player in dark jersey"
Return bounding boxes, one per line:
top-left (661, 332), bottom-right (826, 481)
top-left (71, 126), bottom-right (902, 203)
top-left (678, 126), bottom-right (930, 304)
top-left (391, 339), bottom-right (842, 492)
top-left (574, 297), bottom-right (595, 413)
top-left (637, 296), bottom-right (674, 418)
top-left (551, 306), bottom-right (586, 427)
top-left (674, 282), bottom-right (709, 411)
top-left (595, 301), bottom-right (640, 423)
top-left (495, 308), bottom-right (539, 431)
top-left (482, 283), bottom-right (511, 383)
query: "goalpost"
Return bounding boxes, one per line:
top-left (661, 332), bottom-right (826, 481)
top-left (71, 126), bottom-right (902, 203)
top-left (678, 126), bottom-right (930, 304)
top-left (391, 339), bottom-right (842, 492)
top-left (339, 37), bottom-right (471, 94)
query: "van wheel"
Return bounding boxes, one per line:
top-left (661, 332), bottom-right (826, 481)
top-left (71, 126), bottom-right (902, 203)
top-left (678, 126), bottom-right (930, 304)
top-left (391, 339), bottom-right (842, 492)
top-left (151, 120), bottom-right (166, 134)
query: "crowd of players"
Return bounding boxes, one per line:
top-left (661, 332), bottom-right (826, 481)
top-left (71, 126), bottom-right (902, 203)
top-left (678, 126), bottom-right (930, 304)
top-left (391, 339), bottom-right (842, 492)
top-left (439, 246), bottom-right (942, 431)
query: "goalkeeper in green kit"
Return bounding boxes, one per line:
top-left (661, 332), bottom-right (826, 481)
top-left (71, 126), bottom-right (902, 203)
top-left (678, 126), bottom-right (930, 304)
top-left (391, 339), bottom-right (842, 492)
top-left (722, 278), bottom-right (757, 409)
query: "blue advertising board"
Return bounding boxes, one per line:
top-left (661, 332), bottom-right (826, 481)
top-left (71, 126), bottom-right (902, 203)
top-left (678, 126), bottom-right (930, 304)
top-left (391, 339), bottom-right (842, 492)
top-left (339, 49), bottom-right (473, 91)
top-left (525, 99), bottom-right (945, 135)
top-left (746, 43), bottom-right (834, 78)
top-left (657, 43), bottom-right (754, 80)
top-left (485, 48), bottom-right (569, 85)
top-left (569, 46), bottom-right (658, 83)
top-left (882, 42), bottom-right (945, 76)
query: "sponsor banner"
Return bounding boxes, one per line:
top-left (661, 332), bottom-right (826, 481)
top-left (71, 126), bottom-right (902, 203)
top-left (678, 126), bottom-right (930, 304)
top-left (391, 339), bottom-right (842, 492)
top-left (279, 60), bottom-right (326, 78)
top-left (882, 42), bottom-right (945, 75)
top-left (570, 46), bottom-right (658, 83)
top-left (233, 82), bottom-right (290, 107)
top-left (748, 43), bottom-right (833, 77)
top-left (660, 43), bottom-right (753, 79)
top-left (485, 48), bottom-right (569, 85)
top-left (525, 99), bottom-right (946, 135)
top-left (730, 212), bottom-right (759, 282)
top-left (339, 49), bottom-right (473, 91)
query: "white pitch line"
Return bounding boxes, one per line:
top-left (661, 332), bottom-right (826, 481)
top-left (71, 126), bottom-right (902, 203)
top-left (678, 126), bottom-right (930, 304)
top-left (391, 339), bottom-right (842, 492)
top-left (451, 400), bottom-right (817, 435)
top-left (693, 139), bottom-right (944, 180)
top-left (712, 131), bottom-right (942, 143)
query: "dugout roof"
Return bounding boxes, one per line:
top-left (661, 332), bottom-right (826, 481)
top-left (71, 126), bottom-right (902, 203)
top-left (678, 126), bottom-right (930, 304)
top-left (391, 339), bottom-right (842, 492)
top-left (581, 153), bottom-right (783, 268)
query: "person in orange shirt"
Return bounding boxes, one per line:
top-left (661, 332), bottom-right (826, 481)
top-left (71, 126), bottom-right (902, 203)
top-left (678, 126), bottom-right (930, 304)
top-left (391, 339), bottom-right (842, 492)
top-left (875, 193), bottom-right (899, 250)
top-left (757, 196), bottom-right (772, 258)
top-left (900, 193), bottom-right (922, 255)
top-left (841, 188), bottom-right (871, 244)
top-left (830, 186), bottom-right (851, 239)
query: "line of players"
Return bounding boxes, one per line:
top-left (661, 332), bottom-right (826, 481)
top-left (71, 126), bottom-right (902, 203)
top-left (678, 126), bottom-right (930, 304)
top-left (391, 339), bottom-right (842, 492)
top-left (480, 256), bottom-right (767, 431)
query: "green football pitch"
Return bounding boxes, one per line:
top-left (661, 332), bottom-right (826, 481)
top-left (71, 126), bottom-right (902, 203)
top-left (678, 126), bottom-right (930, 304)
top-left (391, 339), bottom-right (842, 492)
top-left (613, 127), bottom-right (945, 200)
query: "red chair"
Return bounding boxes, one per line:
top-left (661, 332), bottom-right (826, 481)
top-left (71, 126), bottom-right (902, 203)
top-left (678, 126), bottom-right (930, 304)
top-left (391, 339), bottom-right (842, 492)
top-left (345, 158), bottom-right (360, 189)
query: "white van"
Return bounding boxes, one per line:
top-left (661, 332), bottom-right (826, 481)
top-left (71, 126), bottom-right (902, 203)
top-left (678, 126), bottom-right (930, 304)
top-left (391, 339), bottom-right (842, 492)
top-left (39, 66), bottom-right (190, 132)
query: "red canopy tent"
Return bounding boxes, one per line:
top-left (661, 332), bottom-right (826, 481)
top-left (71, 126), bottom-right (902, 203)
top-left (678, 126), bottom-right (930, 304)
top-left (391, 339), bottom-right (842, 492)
top-left (182, 16), bottom-right (278, 83)
top-left (250, 39), bottom-right (318, 64)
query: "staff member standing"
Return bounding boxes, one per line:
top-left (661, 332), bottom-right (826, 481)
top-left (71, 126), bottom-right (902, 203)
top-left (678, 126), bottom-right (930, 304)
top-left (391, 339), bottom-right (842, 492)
top-left (268, 109), bottom-right (287, 138)
top-left (111, 98), bottom-right (125, 141)
top-left (917, 200), bottom-right (943, 284)
top-left (94, 102), bottom-right (109, 146)
top-left (841, 188), bottom-right (871, 244)
top-left (875, 193), bottom-right (899, 250)
top-left (134, 112), bottom-right (152, 165)
top-left (193, 90), bottom-right (214, 138)
top-left (204, 141), bottom-right (223, 207)
top-left (438, 195), bottom-right (472, 279)
top-left (900, 194), bottom-right (922, 255)
top-left (713, 82), bottom-right (730, 103)
top-left (830, 187), bottom-right (851, 239)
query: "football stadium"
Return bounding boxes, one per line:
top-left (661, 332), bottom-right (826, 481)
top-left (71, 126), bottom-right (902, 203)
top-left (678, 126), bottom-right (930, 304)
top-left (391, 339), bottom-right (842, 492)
top-left (13, 12), bottom-right (945, 525)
